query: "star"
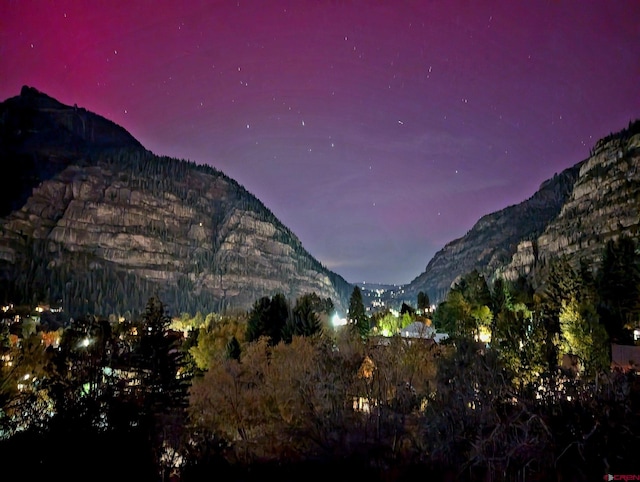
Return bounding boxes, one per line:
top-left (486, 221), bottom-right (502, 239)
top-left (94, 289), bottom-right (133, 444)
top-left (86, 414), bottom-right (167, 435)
top-left (2, 1), bottom-right (635, 285)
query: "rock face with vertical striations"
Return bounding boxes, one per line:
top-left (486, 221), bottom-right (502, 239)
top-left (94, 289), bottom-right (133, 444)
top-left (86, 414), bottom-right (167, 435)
top-left (405, 120), bottom-right (640, 303)
top-left (498, 126), bottom-right (640, 283)
top-left (0, 86), bottom-right (352, 317)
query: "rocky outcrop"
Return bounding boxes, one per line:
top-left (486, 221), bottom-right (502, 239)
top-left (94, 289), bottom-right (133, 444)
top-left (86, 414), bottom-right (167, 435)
top-left (499, 128), bottom-right (640, 282)
top-left (405, 164), bottom-right (580, 302)
top-left (406, 120), bottom-right (640, 303)
top-left (0, 87), bottom-right (351, 317)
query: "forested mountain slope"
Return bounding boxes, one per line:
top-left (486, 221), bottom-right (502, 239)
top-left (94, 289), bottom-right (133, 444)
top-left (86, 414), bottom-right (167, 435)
top-left (406, 120), bottom-right (640, 303)
top-left (0, 86), bottom-right (352, 317)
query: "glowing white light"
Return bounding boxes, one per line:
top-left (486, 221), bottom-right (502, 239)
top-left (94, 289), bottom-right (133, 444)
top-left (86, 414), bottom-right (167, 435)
top-left (331, 313), bottom-right (347, 327)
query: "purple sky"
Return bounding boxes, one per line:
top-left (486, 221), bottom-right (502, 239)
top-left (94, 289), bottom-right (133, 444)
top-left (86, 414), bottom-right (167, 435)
top-left (1, 1), bottom-right (639, 285)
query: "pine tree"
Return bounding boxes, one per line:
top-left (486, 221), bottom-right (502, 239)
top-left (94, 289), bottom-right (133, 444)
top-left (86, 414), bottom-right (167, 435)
top-left (348, 286), bottom-right (369, 338)
top-left (282, 293), bottom-right (323, 343)
top-left (597, 236), bottom-right (640, 343)
top-left (245, 293), bottom-right (290, 345)
top-left (134, 297), bottom-right (191, 479)
top-left (417, 291), bottom-right (430, 313)
top-left (136, 297), bottom-right (189, 415)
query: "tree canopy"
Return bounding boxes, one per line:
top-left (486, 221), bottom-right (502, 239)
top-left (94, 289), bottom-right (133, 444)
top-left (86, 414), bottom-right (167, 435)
top-left (597, 235), bottom-right (640, 343)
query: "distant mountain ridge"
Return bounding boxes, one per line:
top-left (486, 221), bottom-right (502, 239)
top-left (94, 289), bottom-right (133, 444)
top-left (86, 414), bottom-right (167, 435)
top-left (405, 119), bottom-right (640, 303)
top-left (0, 86), bottom-right (352, 317)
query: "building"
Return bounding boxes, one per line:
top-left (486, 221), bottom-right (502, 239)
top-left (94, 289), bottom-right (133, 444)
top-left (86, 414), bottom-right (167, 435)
top-left (611, 344), bottom-right (640, 373)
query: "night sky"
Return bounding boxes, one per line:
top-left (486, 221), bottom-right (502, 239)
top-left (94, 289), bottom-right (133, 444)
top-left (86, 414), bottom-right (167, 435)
top-left (1, 1), bottom-right (638, 285)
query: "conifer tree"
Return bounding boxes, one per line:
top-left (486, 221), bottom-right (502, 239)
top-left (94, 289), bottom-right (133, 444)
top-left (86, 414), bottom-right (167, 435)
top-left (282, 293), bottom-right (323, 343)
top-left (245, 293), bottom-right (290, 345)
top-left (135, 297), bottom-right (189, 416)
top-left (417, 291), bottom-right (430, 313)
top-left (597, 235), bottom-right (640, 343)
top-left (348, 286), bottom-right (369, 338)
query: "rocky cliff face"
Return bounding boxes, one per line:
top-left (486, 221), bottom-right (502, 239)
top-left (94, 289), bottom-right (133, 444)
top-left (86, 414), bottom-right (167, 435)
top-left (406, 121), bottom-right (640, 303)
top-left (499, 127), bottom-right (640, 283)
top-left (0, 87), bottom-right (351, 317)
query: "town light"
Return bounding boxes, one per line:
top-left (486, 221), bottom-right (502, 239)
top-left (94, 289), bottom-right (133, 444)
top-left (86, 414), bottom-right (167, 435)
top-left (331, 313), bottom-right (347, 327)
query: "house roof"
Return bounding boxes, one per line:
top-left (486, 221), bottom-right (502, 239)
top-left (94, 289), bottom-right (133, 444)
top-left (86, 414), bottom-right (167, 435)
top-left (401, 321), bottom-right (435, 338)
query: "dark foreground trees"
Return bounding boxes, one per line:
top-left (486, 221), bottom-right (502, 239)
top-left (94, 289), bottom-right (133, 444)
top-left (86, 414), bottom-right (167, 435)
top-left (0, 297), bottom-right (189, 482)
top-left (186, 328), bottom-right (440, 475)
top-left (184, 326), bottom-right (640, 482)
top-left (597, 235), bottom-right (640, 343)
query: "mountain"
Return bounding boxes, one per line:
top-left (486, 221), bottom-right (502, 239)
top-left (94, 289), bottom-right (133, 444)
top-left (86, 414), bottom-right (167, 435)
top-left (405, 119), bottom-right (640, 303)
top-left (0, 86), bottom-right (352, 318)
